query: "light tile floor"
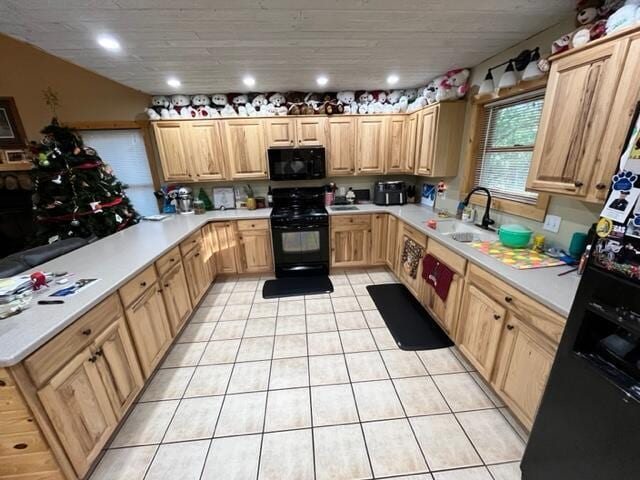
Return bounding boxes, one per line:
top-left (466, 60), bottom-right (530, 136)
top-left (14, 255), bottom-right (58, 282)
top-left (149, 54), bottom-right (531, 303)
top-left (90, 267), bottom-right (526, 480)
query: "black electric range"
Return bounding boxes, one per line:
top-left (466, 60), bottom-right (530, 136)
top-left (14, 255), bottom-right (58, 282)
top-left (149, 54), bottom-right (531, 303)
top-left (270, 187), bottom-right (329, 277)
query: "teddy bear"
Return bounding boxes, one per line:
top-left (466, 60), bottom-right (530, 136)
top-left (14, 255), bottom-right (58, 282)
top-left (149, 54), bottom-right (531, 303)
top-left (210, 93), bottom-right (228, 114)
top-left (190, 94), bottom-right (215, 118)
top-left (336, 91), bottom-right (357, 114)
top-left (269, 92), bottom-right (288, 115)
top-left (230, 94), bottom-right (249, 116)
top-left (220, 104), bottom-right (238, 117)
top-left (435, 69), bottom-right (470, 102)
top-left (551, 33), bottom-right (572, 54)
top-left (146, 95), bottom-right (171, 120)
top-left (407, 88), bottom-right (428, 113)
top-left (403, 88), bottom-right (419, 102)
top-left (366, 91), bottom-right (387, 114)
top-left (168, 94), bottom-right (193, 119)
top-left (387, 90), bottom-right (404, 106)
top-left (394, 95), bottom-right (409, 113)
top-left (251, 94), bottom-right (268, 113)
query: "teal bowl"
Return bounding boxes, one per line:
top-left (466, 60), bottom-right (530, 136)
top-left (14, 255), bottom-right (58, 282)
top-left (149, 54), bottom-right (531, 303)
top-left (498, 224), bottom-right (533, 248)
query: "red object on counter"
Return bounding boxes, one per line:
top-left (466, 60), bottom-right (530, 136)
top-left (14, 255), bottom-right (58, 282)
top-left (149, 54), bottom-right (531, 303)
top-left (421, 254), bottom-right (454, 301)
top-left (427, 219), bottom-right (437, 229)
top-left (30, 272), bottom-right (47, 290)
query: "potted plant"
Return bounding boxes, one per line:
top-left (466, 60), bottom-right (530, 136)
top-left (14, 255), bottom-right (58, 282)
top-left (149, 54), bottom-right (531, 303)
top-left (244, 184), bottom-right (256, 210)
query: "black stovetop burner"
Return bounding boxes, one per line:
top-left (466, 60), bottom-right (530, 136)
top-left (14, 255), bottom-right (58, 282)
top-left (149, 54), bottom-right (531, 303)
top-left (270, 187), bottom-right (328, 224)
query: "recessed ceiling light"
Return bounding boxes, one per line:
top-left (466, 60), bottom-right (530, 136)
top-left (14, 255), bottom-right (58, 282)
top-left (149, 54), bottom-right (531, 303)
top-left (167, 78), bottom-right (181, 88)
top-left (387, 74), bottom-right (399, 85)
top-left (243, 75), bottom-right (256, 88)
top-left (316, 76), bottom-right (329, 87)
top-left (97, 35), bottom-right (121, 51)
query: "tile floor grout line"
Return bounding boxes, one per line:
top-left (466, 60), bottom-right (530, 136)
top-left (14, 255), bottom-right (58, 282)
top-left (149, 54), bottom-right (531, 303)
top-left (329, 294), bottom-right (377, 480)
top-left (303, 307), bottom-right (317, 480)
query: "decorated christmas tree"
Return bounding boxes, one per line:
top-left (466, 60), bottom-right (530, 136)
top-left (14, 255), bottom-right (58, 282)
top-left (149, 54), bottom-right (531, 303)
top-left (29, 119), bottom-right (139, 245)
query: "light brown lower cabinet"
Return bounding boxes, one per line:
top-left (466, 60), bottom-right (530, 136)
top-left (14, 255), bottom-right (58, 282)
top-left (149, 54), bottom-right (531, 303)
top-left (159, 260), bottom-right (193, 335)
top-left (457, 284), bottom-right (507, 379)
top-left (492, 314), bottom-right (556, 430)
top-left (371, 214), bottom-right (388, 265)
top-left (421, 274), bottom-right (463, 338)
top-left (123, 283), bottom-right (172, 379)
top-left (396, 223), bottom-right (427, 298)
top-left (330, 215), bottom-right (371, 268)
top-left (237, 228), bottom-right (273, 273)
top-left (37, 347), bottom-right (118, 477)
top-left (182, 242), bottom-right (211, 306)
top-left (211, 222), bottom-right (239, 274)
top-left (385, 214), bottom-right (398, 271)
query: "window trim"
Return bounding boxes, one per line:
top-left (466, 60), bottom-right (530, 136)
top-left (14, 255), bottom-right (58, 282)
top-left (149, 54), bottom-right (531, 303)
top-left (460, 78), bottom-right (550, 222)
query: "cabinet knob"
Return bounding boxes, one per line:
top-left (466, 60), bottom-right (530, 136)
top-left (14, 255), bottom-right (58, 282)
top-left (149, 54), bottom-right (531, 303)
top-left (0, 380), bottom-right (6, 387)
top-left (504, 296), bottom-right (512, 303)
top-left (82, 329), bottom-right (92, 336)
top-left (595, 182), bottom-right (607, 190)
top-left (493, 314), bottom-right (501, 320)
top-left (140, 281), bottom-right (147, 288)
top-left (88, 356), bottom-right (97, 363)
top-left (95, 348), bottom-right (103, 356)
top-left (574, 180), bottom-right (584, 187)
top-left (195, 253), bottom-right (200, 257)
top-left (170, 258), bottom-right (175, 262)
top-left (164, 283), bottom-right (170, 288)
top-left (506, 324), bottom-right (514, 330)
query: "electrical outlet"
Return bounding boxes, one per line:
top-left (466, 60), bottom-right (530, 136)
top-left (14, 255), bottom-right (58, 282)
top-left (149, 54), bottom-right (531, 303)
top-left (543, 214), bottom-right (562, 233)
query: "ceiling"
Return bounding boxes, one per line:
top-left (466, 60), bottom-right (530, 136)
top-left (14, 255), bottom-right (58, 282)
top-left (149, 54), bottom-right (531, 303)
top-left (1, 0), bottom-right (573, 95)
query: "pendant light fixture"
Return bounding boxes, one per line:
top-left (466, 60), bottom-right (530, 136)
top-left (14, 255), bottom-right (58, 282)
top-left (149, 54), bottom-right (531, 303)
top-left (522, 47), bottom-right (545, 81)
top-left (478, 69), bottom-right (495, 95)
top-left (498, 60), bottom-right (518, 89)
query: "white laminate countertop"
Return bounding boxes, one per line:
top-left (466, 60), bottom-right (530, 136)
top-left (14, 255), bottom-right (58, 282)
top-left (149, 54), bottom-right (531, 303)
top-left (0, 204), bottom-right (580, 366)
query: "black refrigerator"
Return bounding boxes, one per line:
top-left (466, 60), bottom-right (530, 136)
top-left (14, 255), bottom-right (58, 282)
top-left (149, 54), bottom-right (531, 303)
top-left (521, 106), bottom-right (640, 478)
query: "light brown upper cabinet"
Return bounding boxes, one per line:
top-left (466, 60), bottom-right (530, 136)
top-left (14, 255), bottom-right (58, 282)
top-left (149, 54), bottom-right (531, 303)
top-left (188, 120), bottom-right (226, 181)
top-left (223, 119), bottom-right (269, 179)
top-left (153, 122), bottom-right (192, 182)
top-left (402, 112), bottom-right (419, 173)
top-left (356, 117), bottom-right (387, 174)
top-left (414, 102), bottom-right (465, 177)
top-left (527, 37), bottom-right (628, 198)
top-left (265, 118), bottom-right (296, 147)
top-left (325, 117), bottom-right (356, 176)
top-left (386, 115), bottom-right (410, 173)
top-left (295, 117), bottom-right (326, 146)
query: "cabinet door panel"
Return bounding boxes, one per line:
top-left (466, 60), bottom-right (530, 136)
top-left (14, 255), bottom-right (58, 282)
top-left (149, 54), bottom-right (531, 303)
top-left (421, 274), bottom-right (462, 338)
top-left (326, 118), bottom-right (356, 176)
top-left (415, 106), bottom-right (438, 176)
top-left (331, 226), bottom-right (370, 267)
top-left (38, 348), bottom-right (116, 477)
top-left (125, 286), bottom-right (172, 378)
top-left (161, 261), bottom-right (193, 335)
top-left (183, 245), bottom-right (211, 305)
top-left (153, 122), bottom-right (192, 182)
top-left (527, 40), bottom-right (626, 196)
top-left (265, 118), bottom-right (296, 147)
top-left (239, 230), bottom-right (273, 273)
top-left (386, 116), bottom-right (407, 173)
top-left (296, 117), bottom-right (326, 146)
top-left (188, 121), bottom-right (226, 181)
top-left (385, 215), bottom-right (398, 270)
top-left (356, 117), bottom-right (387, 174)
top-left (224, 120), bottom-right (268, 179)
top-left (212, 222), bottom-right (238, 273)
top-left (457, 284), bottom-right (506, 378)
top-left (371, 214), bottom-right (388, 265)
top-left (403, 113), bottom-right (419, 173)
top-left (493, 316), bottom-right (555, 429)
top-left (93, 317), bottom-right (144, 419)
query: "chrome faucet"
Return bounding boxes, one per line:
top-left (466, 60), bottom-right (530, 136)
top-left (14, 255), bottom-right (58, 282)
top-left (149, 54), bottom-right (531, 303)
top-left (462, 187), bottom-right (495, 230)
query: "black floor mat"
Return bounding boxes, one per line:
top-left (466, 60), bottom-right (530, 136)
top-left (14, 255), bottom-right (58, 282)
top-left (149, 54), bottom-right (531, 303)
top-left (367, 283), bottom-right (453, 351)
top-left (262, 276), bottom-right (334, 299)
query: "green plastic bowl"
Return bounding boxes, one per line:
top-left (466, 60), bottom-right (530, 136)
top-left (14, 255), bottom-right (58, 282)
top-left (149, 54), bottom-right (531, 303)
top-left (498, 224), bottom-right (533, 248)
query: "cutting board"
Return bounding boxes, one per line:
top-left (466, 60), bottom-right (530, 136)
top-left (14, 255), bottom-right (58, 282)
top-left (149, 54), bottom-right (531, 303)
top-left (471, 241), bottom-right (567, 270)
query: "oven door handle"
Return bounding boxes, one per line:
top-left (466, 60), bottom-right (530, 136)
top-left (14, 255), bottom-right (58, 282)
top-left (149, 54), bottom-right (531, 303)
top-left (272, 224), bottom-right (326, 231)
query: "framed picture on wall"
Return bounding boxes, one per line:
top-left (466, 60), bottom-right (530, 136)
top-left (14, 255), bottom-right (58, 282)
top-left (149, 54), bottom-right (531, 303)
top-left (0, 97), bottom-right (27, 149)
top-left (4, 149), bottom-right (28, 163)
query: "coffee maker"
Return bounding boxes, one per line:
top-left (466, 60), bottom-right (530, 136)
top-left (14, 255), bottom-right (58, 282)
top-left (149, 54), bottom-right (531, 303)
top-left (177, 187), bottom-right (194, 214)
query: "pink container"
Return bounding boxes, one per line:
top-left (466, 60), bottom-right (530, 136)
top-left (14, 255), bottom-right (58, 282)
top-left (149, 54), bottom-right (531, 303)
top-left (324, 192), bottom-right (334, 206)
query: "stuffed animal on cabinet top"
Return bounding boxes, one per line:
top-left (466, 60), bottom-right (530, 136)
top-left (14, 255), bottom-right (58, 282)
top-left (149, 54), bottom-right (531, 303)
top-left (269, 92), bottom-right (288, 115)
top-left (336, 91), bottom-right (357, 114)
top-left (191, 94), bottom-right (218, 118)
top-left (168, 94), bottom-right (193, 118)
top-left (146, 95), bottom-right (171, 120)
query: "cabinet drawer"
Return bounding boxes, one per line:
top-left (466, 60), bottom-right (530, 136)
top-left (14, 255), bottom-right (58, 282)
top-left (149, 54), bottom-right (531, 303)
top-left (119, 265), bottom-right (158, 308)
top-left (155, 246), bottom-right (182, 276)
top-left (467, 264), bottom-right (565, 343)
top-left (427, 240), bottom-right (467, 276)
top-left (24, 294), bottom-right (122, 388)
top-left (401, 223), bottom-right (427, 248)
top-left (180, 230), bottom-right (203, 256)
top-left (331, 215), bottom-right (371, 227)
top-left (237, 219), bottom-right (269, 231)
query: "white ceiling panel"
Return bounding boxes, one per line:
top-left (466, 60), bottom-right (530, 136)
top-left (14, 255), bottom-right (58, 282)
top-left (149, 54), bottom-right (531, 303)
top-left (1, 0), bottom-right (573, 94)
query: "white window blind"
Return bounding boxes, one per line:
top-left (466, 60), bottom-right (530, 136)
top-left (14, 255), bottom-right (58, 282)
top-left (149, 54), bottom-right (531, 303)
top-left (80, 129), bottom-right (158, 216)
top-left (473, 90), bottom-right (545, 205)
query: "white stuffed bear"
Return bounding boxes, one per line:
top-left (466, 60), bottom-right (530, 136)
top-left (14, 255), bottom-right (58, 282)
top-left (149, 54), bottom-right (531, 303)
top-left (404, 88), bottom-right (419, 102)
top-left (220, 104), bottom-right (238, 117)
top-left (436, 69), bottom-right (470, 102)
top-left (251, 94), bottom-right (268, 113)
top-left (336, 91), bottom-right (357, 114)
top-left (263, 103), bottom-right (277, 116)
top-left (245, 103), bottom-right (257, 116)
top-left (268, 93), bottom-right (288, 115)
top-left (168, 94), bottom-right (193, 119)
top-left (146, 95), bottom-right (170, 120)
top-left (190, 94), bottom-right (214, 118)
top-left (423, 80), bottom-right (439, 105)
top-left (407, 88), bottom-right (427, 113)
top-left (210, 93), bottom-right (228, 114)
top-left (387, 90), bottom-right (404, 105)
top-left (394, 95), bottom-right (409, 113)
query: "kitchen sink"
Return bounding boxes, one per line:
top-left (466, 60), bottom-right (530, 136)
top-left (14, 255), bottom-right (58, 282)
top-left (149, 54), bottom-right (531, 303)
top-left (330, 206), bottom-right (359, 211)
top-left (435, 220), bottom-right (496, 243)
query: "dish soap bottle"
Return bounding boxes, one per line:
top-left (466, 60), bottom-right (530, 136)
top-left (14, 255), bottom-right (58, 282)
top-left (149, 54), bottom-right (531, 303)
top-left (462, 205), bottom-right (476, 223)
top-left (267, 186), bottom-right (273, 207)
top-left (346, 187), bottom-right (356, 205)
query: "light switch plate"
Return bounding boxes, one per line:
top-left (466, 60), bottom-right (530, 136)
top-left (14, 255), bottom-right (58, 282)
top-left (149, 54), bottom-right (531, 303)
top-left (543, 214), bottom-right (562, 233)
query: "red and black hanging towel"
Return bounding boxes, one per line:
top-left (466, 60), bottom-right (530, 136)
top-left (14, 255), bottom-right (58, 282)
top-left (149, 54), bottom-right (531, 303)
top-left (421, 254), bottom-right (454, 301)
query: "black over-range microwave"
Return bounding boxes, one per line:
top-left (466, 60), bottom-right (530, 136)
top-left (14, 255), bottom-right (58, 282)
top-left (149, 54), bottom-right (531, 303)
top-left (268, 147), bottom-right (325, 181)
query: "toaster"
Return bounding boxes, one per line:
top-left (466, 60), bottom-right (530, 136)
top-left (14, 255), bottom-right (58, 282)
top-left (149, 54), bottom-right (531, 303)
top-left (374, 181), bottom-right (407, 206)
